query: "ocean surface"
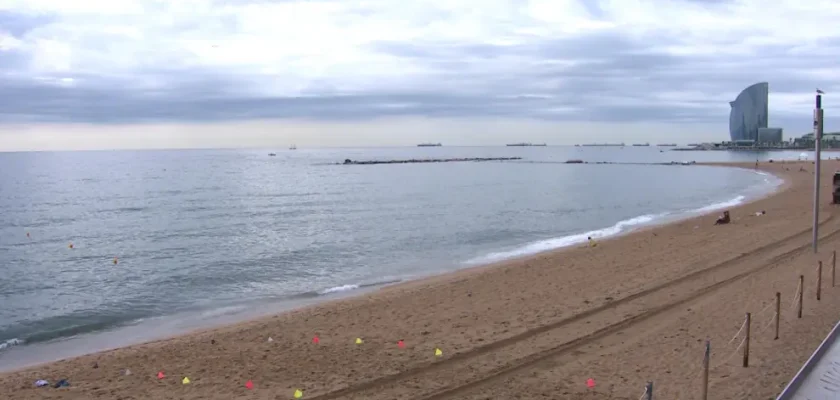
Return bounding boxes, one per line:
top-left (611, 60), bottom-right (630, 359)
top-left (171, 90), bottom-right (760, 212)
top-left (0, 146), bottom-right (798, 370)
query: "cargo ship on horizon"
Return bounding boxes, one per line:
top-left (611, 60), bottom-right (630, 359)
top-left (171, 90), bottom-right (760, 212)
top-left (506, 143), bottom-right (547, 146)
top-left (417, 143), bottom-right (442, 147)
top-left (580, 143), bottom-right (625, 147)
top-left (632, 143), bottom-right (650, 146)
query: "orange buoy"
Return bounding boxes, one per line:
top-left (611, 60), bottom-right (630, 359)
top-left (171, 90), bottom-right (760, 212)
top-left (68, 243), bottom-right (74, 249)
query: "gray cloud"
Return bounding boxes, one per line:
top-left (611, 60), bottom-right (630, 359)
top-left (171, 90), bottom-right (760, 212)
top-left (0, 2), bottom-right (837, 135)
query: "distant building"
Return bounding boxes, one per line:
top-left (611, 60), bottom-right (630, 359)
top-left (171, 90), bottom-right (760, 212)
top-left (757, 127), bottom-right (783, 144)
top-left (729, 82), bottom-right (769, 142)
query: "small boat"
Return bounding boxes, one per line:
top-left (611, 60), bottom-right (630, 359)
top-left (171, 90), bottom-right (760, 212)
top-left (268, 153), bottom-right (276, 156)
top-left (289, 144), bottom-right (297, 150)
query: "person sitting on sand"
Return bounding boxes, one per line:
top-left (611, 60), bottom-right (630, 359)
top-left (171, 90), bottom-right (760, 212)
top-left (715, 211), bottom-right (731, 225)
top-left (588, 236), bottom-right (597, 247)
top-left (754, 210), bottom-right (766, 216)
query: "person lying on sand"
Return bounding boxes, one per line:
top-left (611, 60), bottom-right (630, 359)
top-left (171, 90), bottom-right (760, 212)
top-left (754, 210), bottom-right (766, 216)
top-left (715, 211), bottom-right (731, 225)
top-left (587, 236), bottom-right (597, 247)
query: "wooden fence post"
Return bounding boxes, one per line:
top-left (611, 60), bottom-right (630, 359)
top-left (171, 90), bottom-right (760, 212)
top-left (775, 292), bottom-right (781, 340)
top-left (798, 275), bottom-right (804, 319)
top-left (818, 261), bottom-right (823, 301)
top-left (743, 312), bottom-right (751, 367)
top-left (701, 340), bottom-right (710, 400)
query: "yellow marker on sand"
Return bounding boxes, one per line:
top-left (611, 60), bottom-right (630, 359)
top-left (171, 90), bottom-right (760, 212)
top-left (294, 389), bottom-right (304, 398)
top-left (355, 338), bottom-right (363, 345)
top-left (182, 377), bottom-right (190, 384)
top-left (435, 348), bottom-right (443, 357)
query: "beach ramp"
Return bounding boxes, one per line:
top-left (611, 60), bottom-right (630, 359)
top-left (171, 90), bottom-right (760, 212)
top-left (776, 319), bottom-right (840, 399)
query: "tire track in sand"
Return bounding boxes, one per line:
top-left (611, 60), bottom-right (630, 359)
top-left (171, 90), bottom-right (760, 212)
top-left (306, 215), bottom-right (835, 400)
top-left (416, 218), bottom-right (840, 400)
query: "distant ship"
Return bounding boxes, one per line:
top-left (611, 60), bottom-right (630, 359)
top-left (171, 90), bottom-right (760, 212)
top-left (506, 143), bottom-right (547, 146)
top-left (632, 143), bottom-right (650, 146)
top-left (657, 143), bottom-right (677, 147)
top-left (580, 143), bottom-right (625, 147)
top-left (417, 143), bottom-right (442, 147)
top-left (289, 144), bottom-right (297, 150)
top-left (268, 153), bottom-right (276, 156)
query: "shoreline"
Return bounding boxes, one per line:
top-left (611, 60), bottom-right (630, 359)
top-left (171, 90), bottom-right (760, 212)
top-left (0, 164), bottom-right (782, 371)
top-left (3, 160), bottom-right (833, 400)
top-left (0, 164), bottom-right (780, 372)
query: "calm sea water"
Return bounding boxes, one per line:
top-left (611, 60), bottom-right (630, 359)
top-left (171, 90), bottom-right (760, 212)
top-left (0, 146), bottom-right (793, 369)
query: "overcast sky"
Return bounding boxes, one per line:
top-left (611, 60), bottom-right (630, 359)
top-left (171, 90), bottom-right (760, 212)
top-left (0, 0), bottom-right (838, 151)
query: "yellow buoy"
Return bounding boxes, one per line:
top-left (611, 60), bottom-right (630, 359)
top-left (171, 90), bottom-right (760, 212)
top-left (294, 389), bottom-right (303, 398)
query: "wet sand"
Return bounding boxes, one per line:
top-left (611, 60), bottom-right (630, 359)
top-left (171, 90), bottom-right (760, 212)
top-left (2, 160), bottom-right (839, 399)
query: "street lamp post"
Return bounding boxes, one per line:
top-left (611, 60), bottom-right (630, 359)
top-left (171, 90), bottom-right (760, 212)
top-left (813, 89), bottom-right (825, 253)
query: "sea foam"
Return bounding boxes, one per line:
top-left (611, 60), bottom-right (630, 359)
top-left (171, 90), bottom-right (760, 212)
top-left (464, 194), bottom-right (748, 265)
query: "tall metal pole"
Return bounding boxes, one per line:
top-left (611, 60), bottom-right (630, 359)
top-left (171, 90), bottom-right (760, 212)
top-left (813, 91), bottom-right (824, 253)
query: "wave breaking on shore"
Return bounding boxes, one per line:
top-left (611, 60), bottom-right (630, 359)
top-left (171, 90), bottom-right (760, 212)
top-left (463, 194), bottom-right (749, 265)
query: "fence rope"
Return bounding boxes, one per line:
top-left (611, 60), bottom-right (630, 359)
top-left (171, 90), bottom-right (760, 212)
top-left (713, 336), bottom-right (746, 369)
top-left (757, 311), bottom-right (778, 335)
top-left (755, 300), bottom-right (775, 318)
top-left (638, 386), bottom-right (648, 400)
top-left (727, 318), bottom-right (747, 346)
top-left (789, 281), bottom-right (802, 312)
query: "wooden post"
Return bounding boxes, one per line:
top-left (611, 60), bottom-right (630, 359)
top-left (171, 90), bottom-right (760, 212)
top-left (743, 312), bottom-right (751, 367)
top-left (818, 261), bottom-right (823, 301)
top-left (646, 381), bottom-right (653, 400)
top-left (701, 340), bottom-right (710, 400)
top-left (798, 275), bottom-right (804, 319)
top-left (775, 292), bottom-right (781, 340)
top-left (832, 250), bottom-right (836, 287)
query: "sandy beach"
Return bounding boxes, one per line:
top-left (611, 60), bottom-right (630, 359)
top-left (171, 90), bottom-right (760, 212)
top-left (3, 160), bottom-right (840, 399)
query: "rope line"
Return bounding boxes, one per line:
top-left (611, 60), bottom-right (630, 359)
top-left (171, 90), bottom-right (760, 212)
top-left (757, 311), bottom-right (778, 335)
top-left (713, 336), bottom-right (746, 369)
top-left (727, 319), bottom-right (747, 346)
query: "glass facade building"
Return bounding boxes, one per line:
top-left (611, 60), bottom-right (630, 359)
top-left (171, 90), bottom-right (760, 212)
top-left (729, 82), bottom-right (769, 142)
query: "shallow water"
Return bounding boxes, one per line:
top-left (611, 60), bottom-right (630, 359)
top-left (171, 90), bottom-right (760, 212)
top-left (0, 147), bottom-right (789, 369)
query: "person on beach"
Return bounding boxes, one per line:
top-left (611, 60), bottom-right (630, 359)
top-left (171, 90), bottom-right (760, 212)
top-left (588, 236), bottom-right (597, 247)
top-left (714, 211), bottom-right (731, 225)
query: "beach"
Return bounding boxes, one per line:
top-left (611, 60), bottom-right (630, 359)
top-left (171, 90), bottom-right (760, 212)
top-left (1, 159), bottom-right (838, 399)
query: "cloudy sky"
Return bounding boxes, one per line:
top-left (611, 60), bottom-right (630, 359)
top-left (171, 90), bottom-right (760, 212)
top-left (0, 0), bottom-right (838, 150)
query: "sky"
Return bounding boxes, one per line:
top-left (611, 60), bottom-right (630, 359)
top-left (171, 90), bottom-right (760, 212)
top-left (0, 0), bottom-right (839, 151)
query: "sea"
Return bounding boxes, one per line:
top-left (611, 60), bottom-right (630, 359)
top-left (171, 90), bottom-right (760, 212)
top-left (0, 146), bottom-right (808, 370)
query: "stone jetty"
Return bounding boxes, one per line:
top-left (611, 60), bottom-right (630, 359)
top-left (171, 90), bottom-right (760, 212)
top-left (340, 157), bottom-right (522, 165)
